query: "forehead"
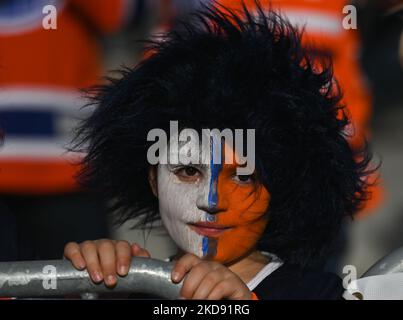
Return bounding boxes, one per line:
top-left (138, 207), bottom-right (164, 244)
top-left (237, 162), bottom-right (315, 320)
top-left (161, 129), bottom-right (242, 167)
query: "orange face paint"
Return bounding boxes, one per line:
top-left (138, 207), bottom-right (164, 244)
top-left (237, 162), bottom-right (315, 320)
top-left (205, 142), bottom-right (270, 264)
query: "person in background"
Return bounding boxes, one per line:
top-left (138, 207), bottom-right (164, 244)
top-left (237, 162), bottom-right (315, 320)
top-left (0, 0), bottom-right (136, 260)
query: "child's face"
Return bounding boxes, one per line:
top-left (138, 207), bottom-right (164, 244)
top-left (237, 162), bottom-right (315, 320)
top-left (152, 131), bottom-right (270, 264)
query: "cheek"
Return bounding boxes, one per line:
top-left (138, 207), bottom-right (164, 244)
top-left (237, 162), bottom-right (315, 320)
top-left (213, 177), bottom-right (270, 263)
top-left (157, 170), bottom-right (197, 220)
top-left (157, 169), bottom-right (207, 256)
top-left (216, 172), bottom-right (270, 224)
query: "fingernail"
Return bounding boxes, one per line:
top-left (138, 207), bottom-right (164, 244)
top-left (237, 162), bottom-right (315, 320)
top-left (93, 271), bottom-right (103, 282)
top-left (119, 265), bottom-right (128, 275)
top-left (106, 275), bottom-right (116, 286)
top-left (77, 261), bottom-right (85, 270)
top-left (178, 296), bottom-right (186, 300)
top-left (172, 272), bottom-right (179, 282)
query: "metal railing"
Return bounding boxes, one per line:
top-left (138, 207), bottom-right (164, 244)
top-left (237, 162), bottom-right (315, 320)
top-left (0, 258), bottom-right (182, 299)
top-left (363, 246), bottom-right (403, 277)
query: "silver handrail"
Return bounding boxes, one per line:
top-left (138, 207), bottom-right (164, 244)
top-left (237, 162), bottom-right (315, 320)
top-left (0, 258), bottom-right (182, 299)
top-left (362, 246), bottom-right (403, 277)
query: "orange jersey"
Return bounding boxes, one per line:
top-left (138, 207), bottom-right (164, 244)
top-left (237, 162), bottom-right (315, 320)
top-left (0, 0), bottom-right (132, 194)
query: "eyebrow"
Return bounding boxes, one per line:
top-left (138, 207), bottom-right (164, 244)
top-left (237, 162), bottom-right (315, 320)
top-left (167, 163), bottom-right (210, 170)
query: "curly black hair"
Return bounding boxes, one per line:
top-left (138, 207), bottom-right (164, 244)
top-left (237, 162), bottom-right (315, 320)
top-left (73, 1), bottom-right (374, 267)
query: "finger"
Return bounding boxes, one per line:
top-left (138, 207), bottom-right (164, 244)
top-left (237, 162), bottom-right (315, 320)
top-left (97, 240), bottom-right (117, 287)
top-left (80, 241), bottom-right (103, 283)
top-left (206, 280), bottom-right (234, 300)
top-left (179, 263), bottom-right (212, 299)
top-left (192, 271), bottom-right (222, 300)
top-left (131, 243), bottom-right (151, 258)
top-left (64, 242), bottom-right (86, 270)
top-left (171, 253), bottom-right (201, 283)
top-left (115, 241), bottom-right (131, 276)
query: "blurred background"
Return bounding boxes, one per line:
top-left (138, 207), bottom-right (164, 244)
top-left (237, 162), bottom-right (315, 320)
top-left (0, 0), bottom-right (401, 278)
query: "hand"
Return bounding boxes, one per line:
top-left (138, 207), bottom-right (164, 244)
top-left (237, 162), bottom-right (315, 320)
top-left (63, 239), bottom-right (150, 287)
top-left (171, 253), bottom-right (253, 300)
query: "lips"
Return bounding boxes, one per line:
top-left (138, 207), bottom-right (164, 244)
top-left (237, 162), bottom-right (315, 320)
top-left (188, 222), bottom-right (233, 237)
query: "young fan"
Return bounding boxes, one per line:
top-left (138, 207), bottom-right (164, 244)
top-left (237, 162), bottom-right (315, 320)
top-left (64, 2), bottom-right (373, 299)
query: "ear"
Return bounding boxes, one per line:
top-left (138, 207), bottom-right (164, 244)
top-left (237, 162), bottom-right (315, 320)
top-left (148, 166), bottom-right (158, 198)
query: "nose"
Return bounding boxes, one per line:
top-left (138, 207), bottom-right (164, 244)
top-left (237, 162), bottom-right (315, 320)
top-left (196, 196), bottom-right (224, 214)
top-left (196, 183), bottom-right (227, 215)
top-left (196, 199), bottom-right (222, 214)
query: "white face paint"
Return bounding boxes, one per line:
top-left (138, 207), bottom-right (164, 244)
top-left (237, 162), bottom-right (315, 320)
top-left (157, 130), bottom-right (219, 258)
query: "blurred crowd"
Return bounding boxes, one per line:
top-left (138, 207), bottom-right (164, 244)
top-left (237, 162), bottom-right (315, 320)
top-left (0, 0), bottom-right (402, 276)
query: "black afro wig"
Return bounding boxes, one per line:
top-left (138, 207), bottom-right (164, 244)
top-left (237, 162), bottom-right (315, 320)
top-left (73, 1), bottom-right (375, 267)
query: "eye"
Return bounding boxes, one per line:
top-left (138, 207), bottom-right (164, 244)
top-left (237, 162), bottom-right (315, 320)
top-left (233, 174), bottom-right (254, 184)
top-left (183, 167), bottom-right (198, 176)
top-left (174, 166), bottom-right (202, 182)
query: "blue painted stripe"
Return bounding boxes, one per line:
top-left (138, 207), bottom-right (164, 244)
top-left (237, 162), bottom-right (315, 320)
top-left (203, 135), bottom-right (223, 256)
top-left (202, 236), bottom-right (209, 256)
top-left (207, 135), bottom-right (222, 209)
